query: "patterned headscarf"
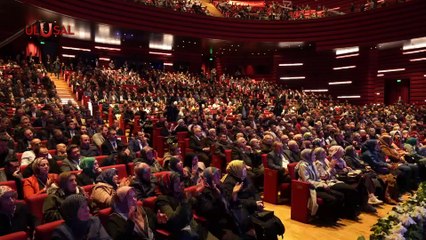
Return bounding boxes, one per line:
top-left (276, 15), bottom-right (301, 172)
top-left (223, 160), bottom-right (245, 181)
top-left (328, 145), bottom-right (344, 158)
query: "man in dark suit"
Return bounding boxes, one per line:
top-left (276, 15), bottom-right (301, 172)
top-left (101, 128), bottom-right (124, 155)
top-left (128, 131), bottom-right (149, 154)
top-left (60, 144), bottom-right (81, 172)
top-left (267, 141), bottom-right (292, 184)
top-left (232, 137), bottom-right (264, 190)
top-left (283, 140), bottom-right (301, 163)
top-left (189, 125), bottom-right (210, 166)
top-left (64, 120), bottom-right (80, 141)
top-left (80, 134), bottom-right (99, 157)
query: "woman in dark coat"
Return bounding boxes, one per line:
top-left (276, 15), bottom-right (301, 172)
top-left (52, 194), bottom-right (111, 240)
top-left (194, 167), bottom-right (244, 240)
top-left (155, 171), bottom-right (205, 240)
top-left (43, 172), bottom-right (86, 223)
top-left (105, 186), bottom-right (154, 240)
top-left (220, 160), bottom-right (259, 238)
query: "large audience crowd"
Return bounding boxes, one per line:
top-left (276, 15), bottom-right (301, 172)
top-left (127, 0), bottom-right (408, 20)
top-left (0, 57), bottom-right (425, 240)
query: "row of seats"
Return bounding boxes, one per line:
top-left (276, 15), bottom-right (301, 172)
top-left (1, 171), bottom-right (203, 240)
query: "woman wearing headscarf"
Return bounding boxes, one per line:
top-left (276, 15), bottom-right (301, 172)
top-left (314, 147), bottom-right (363, 217)
top-left (43, 172), bottom-right (86, 223)
top-left (23, 157), bottom-right (58, 199)
top-left (221, 160), bottom-right (260, 238)
top-left (329, 146), bottom-right (382, 210)
top-left (77, 157), bottom-right (102, 186)
top-left (52, 194), bottom-right (112, 240)
top-left (0, 186), bottom-right (35, 236)
top-left (193, 167), bottom-right (237, 239)
top-left (169, 156), bottom-right (193, 188)
top-left (379, 135), bottom-right (419, 191)
top-left (296, 149), bottom-right (344, 223)
top-left (155, 171), bottom-right (205, 240)
top-left (343, 146), bottom-right (384, 201)
top-left (105, 186), bottom-right (155, 240)
top-left (91, 168), bottom-right (119, 209)
top-left (361, 139), bottom-right (401, 204)
top-left (183, 153), bottom-right (203, 187)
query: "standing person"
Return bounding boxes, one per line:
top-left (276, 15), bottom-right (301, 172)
top-left (53, 57), bottom-right (61, 78)
top-left (52, 194), bottom-right (112, 240)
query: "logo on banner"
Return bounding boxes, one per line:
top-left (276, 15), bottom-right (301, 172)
top-left (25, 22), bottom-right (75, 38)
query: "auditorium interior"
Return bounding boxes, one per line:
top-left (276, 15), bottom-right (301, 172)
top-left (0, 0), bottom-right (425, 239)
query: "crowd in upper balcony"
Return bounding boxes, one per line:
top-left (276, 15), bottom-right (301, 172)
top-left (127, 0), bottom-right (409, 20)
top-left (0, 56), bottom-right (425, 239)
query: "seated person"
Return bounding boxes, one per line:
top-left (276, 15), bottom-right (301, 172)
top-left (0, 186), bottom-right (35, 236)
top-left (43, 172), bottom-right (86, 223)
top-left (267, 141), bottom-right (292, 184)
top-left (77, 157), bottom-right (102, 186)
top-left (221, 160), bottom-right (271, 239)
top-left (20, 138), bottom-right (42, 166)
top-left (137, 146), bottom-right (163, 173)
top-left (379, 135), bottom-right (419, 191)
top-left (183, 153), bottom-right (204, 187)
top-left (163, 143), bottom-right (182, 169)
top-left (189, 125), bottom-right (210, 167)
top-left (101, 128), bottom-right (124, 156)
top-left (23, 157), bottom-right (58, 199)
top-left (194, 167), bottom-right (242, 240)
top-left (47, 129), bottom-right (68, 150)
top-left (80, 134), bottom-right (100, 157)
top-left (156, 171), bottom-right (206, 240)
top-left (0, 158), bottom-right (24, 199)
top-left (52, 143), bottom-right (67, 162)
top-left (296, 149), bottom-right (344, 222)
top-left (91, 169), bottom-right (120, 209)
top-left (283, 140), bottom-right (301, 163)
top-left (61, 144), bottom-right (82, 172)
top-left (314, 147), bottom-right (363, 217)
top-left (22, 146), bottom-right (58, 178)
top-left (104, 186), bottom-right (155, 240)
top-left (128, 131), bottom-right (149, 154)
top-left (130, 162), bottom-right (157, 201)
top-left (52, 194), bottom-right (112, 240)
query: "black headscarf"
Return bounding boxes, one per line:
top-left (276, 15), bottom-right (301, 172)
top-left (60, 194), bottom-right (90, 239)
top-left (95, 168), bottom-right (118, 189)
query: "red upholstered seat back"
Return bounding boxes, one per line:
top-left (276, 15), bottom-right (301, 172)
top-left (34, 220), bottom-right (64, 240)
top-left (1, 231), bottom-right (27, 240)
top-left (25, 193), bottom-right (48, 222)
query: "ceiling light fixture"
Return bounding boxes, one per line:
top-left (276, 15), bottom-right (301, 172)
top-left (377, 68), bottom-right (405, 73)
top-left (333, 65), bottom-right (356, 70)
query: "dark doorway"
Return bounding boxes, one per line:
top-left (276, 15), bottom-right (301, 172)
top-left (384, 79), bottom-right (410, 105)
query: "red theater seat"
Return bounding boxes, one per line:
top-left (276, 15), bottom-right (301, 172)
top-left (34, 220), bottom-right (64, 240)
top-left (1, 231), bottom-right (27, 240)
top-left (0, 180), bottom-right (17, 191)
top-left (82, 184), bottom-right (95, 196)
top-left (290, 166), bottom-right (324, 223)
top-left (95, 155), bottom-right (109, 166)
top-left (262, 154), bottom-right (295, 204)
top-left (100, 164), bottom-right (127, 180)
top-left (98, 207), bottom-right (112, 226)
top-left (25, 193), bottom-right (48, 222)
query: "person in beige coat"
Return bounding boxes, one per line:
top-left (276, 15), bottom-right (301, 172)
top-left (91, 168), bottom-right (119, 209)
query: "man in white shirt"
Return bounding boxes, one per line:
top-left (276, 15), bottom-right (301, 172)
top-left (20, 138), bottom-right (42, 166)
